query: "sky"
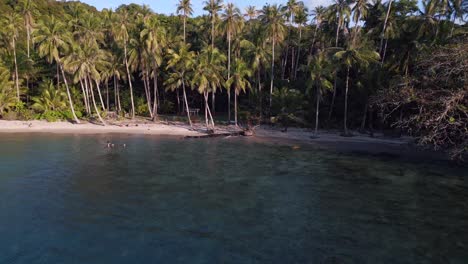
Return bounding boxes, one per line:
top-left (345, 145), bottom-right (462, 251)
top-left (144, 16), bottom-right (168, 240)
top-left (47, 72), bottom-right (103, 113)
top-left (78, 0), bottom-right (333, 15)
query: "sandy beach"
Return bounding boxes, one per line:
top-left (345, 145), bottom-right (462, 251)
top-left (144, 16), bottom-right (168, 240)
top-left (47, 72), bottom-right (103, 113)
top-left (0, 120), bottom-right (449, 161)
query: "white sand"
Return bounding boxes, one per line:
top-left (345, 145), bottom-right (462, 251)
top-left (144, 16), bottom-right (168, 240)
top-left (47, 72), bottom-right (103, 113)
top-left (0, 120), bottom-right (204, 137)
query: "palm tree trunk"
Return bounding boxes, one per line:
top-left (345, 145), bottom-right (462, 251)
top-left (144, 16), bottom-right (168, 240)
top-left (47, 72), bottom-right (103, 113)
top-left (344, 66), bottom-right (350, 135)
top-left (381, 39), bottom-right (388, 66)
top-left (315, 85), bottom-right (320, 135)
top-left (60, 64), bottom-right (80, 124)
top-left (106, 81), bottom-right (109, 111)
top-left (360, 100), bottom-right (368, 131)
top-left (27, 27), bottom-right (30, 58)
top-left (206, 92), bottom-right (215, 128)
top-left (79, 79), bottom-right (90, 114)
top-left (152, 71), bottom-right (159, 121)
top-left (56, 63), bottom-right (60, 88)
top-left (379, 0), bottom-right (393, 55)
top-left (204, 91), bottom-right (209, 129)
top-left (124, 42), bottom-right (135, 119)
top-left (228, 32), bottom-right (231, 124)
top-left (211, 92), bottom-right (215, 114)
top-left (88, 75), bottom-right (106, 126)
top-left (176, 89), bottom-right (181, 114)
top-left (270, 39), bottom-right (275, 108)
top-left (328, 77), bottom-right (338, 121)
top-left (13, 38), bottom-right (20, 101)
top-left (335, 18), bottom-right (341, 47)
top-left (183, 15), bottom-right (186, 43)
top-left (182, 76), bottom-right (192, 127)
top-left (94, 80), bottom-right (106, 112)
top-left (143, 73), bottom-right (153, 117)
top-left (294, 27), bottom-right (302, 80)
top-left (234, 91), bottom-right (238, 126)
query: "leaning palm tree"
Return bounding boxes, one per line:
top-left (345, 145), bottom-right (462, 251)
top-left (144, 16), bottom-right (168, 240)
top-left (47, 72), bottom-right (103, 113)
top-left (221, 3), bottom-right (243, 123)
top-left (165, 43), bottom-right (196, 127)
top-left (34, 16), bottom-right (80, 123)
top-left (226, 59), bottom-right (252, 126)
top-left (334, 39), bottom-right (380, 135)
top-left (177, 0), bottom-right (193, 43)
top-left (260, 4), bottom-right (286, 107)
top-left (1, 13), bottom-right (23, 101)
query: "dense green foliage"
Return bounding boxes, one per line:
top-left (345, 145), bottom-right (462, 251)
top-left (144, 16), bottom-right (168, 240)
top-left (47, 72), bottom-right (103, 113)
top-left (0, 0), bottom-right (466, 157)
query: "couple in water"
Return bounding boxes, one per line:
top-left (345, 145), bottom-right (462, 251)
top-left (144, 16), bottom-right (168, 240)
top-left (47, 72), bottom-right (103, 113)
top-left (107, 141), bottom-right (126, 148)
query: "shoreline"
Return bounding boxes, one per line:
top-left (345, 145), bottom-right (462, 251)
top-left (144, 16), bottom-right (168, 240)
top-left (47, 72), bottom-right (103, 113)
top-left (0, 120), bottom-right (452, 163)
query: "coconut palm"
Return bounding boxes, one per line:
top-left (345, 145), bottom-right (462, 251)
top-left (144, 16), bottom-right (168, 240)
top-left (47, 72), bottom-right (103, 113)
top-left (327, 0), bottom-right (351, 47)
top-left (308, 52), bottom-right (333, 134)
top-left (141, 16), bottom-right (166, 120)
top-left (334, 41), bottom-right (380, 135)
top-left (34, 16), bottom-right (81, 123)
top-left (0, 65), bottom-right (16, 115)
top-left (221, 3), bottom-right (243, 123)
top-left (177, 0), bottom-right (193, 43)
top-left (18, 0), bottom-right (36, 58)
top-left (245, 6), bottom-right (258, 20)
top-left (294, 6), bottom-right (308, 79)
top-left (113, 10), bottom-right (136, 118)
top-left (32, 81), bottom-right (67, 112)
top-left (1, 13), bottom-right (23, 101)
top-left (165, 43), bottom-right (196, 127)
top-left (192, 46), bottom-right (226, 129)
top-left (203, 0), bottom-right (224, 49)
top-left (260, 4), bottom-right (286, 107)
top-left (226, 59), bottom-right (252, 126)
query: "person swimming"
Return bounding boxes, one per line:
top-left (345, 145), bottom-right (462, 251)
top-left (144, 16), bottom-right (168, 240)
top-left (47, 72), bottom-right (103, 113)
top-left (107, 141), bottom-right (111, 148)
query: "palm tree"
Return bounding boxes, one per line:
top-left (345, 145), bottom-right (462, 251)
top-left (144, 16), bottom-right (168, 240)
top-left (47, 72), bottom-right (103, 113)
top-left (327, 0), bottom-right (351, 47)
top-left (1, 13), bottom-right (23, 101)
top-left (203, 0), bottom-right (224, 49)
top-left (32, 81), bottom-right (67, 112)
top-left (294, 6), bottom-right (308, 79)
top-left (113, 10), bottom-right (136, 118)
top-left (34, 16), bottom-right (80, 123)
top-left (308, 52), bottom-right (333, 134)
top-left (352, 0), bottom-right (369, 44)
top-left (226, 59), bottom-right (252, 126)
top-left (192, 46), bottom-right (226, 129)
top-left (177, 0), bottom-right (193, 43)
top-left (203, 0), bottom-right (223, 112)
top-left (0, 65), bottom-right (16, 115)
top-left (141, 16), bottom-right (166, 121)
top-left (222, 3), bottom-right (243, 124)
top-left (379, 0), bottom-right (394, 55)
top-left (260, 4), bottom-right (286, 108)
top-left (63, 43), bottom-right (109, 125)
top-left (18, 0), bottom-right (36, 59)
top-left (165, 43), bottom-right (196, 127)
top-left (245, 6), bottom-right (258, 20)
top-left (281, 0), bottom-right (302, 78)
top-left (334, 41), bottom-right (380, 135)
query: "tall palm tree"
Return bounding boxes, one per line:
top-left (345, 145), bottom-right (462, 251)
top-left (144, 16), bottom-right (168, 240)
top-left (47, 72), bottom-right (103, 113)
top-left (177, 0), bottom-right (193, 43)
top-left (203, 0), bottom-right (223, 113)
top-left (192, 46), bottom-right (226, 129)
top-left (1, 13), bottom-right (23, 101)
top-left (226, 59), bottom-right (252, 126)
top-left (222, 3), bottom-right (243, 124)
top-left (327, 0), bottom-right (351, 47)
top-left (294, 6), bottom-right (308, 79)
top-left (34, 16), bottom-right (81, 123)
top-left (113, 10), bottom-right (136, 118)
top-left (334, 41), bottom-right (380, 135)
top-left (308, 52), bottom-right (333, 134)
top-left (165, 43), bottom-right (196, 127)
top-left (141, 16), bottom-right (166, 121)
top-left (203, 0), bottom-right (224, 49)
top-left (379, 0), bottom-right (394, 54)
top-left (18, 0), bottom-right (36, 59)
top-left (260, 4), bottom-right (286, 108)
top-left (352, 0), bottom-right (369, 44)
top-left (245, 6), bottom-right (258, 20)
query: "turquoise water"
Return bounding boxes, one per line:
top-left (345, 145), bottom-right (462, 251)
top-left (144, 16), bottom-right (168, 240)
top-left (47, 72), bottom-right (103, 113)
top-left (0, 134), bottom-right (467, 263)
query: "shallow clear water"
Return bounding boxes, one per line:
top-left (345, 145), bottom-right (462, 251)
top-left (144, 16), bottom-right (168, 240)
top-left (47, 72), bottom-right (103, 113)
top-left (0, 134), bottom-right (467, 263)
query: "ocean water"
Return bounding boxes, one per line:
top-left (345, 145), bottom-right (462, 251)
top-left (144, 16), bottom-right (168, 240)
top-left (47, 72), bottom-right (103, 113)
top-left (0, 134), bottom-right (467, 263)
